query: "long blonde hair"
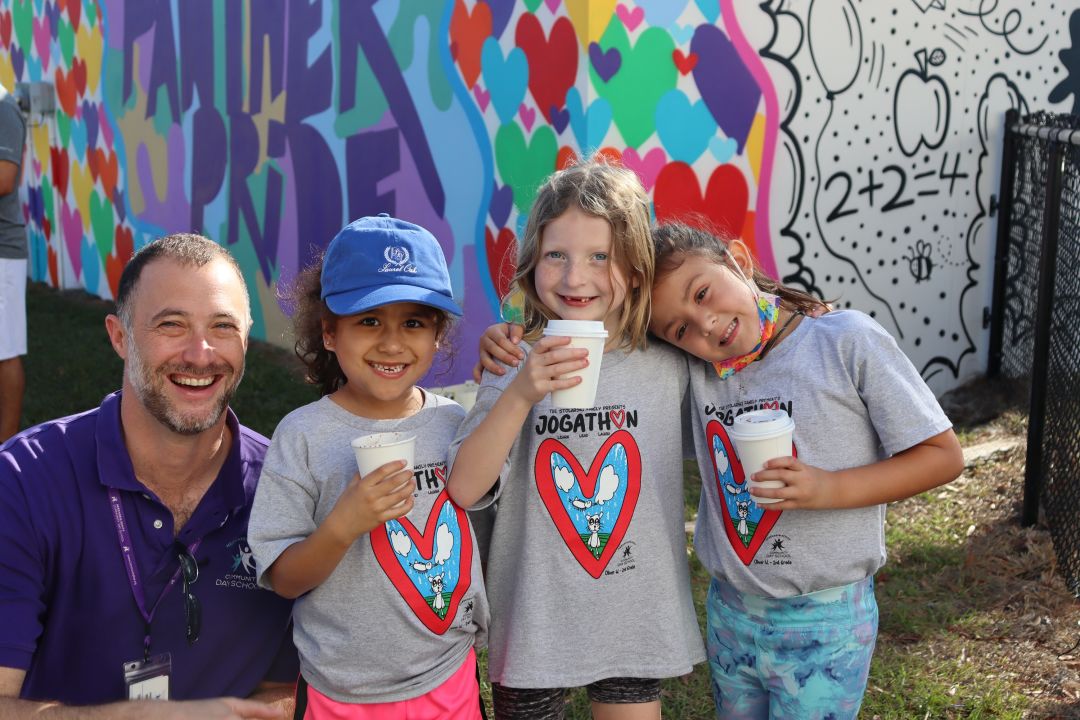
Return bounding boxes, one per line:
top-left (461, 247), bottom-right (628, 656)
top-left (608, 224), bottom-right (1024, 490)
top-left (511, 158), bottom-right (653, 350)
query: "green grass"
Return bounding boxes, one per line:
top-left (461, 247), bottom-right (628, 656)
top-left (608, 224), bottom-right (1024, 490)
top-left (21, 283), bottom-right (1042, 719)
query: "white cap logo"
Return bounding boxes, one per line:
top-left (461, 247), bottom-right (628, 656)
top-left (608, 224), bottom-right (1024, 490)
top-left (380, 245), bottom-right (417, 274)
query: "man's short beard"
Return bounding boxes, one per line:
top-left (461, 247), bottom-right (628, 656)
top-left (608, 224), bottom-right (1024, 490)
top-left (125, 335), bottom-right (244, 435)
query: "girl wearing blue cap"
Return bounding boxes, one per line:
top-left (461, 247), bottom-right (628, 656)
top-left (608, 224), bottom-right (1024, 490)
top-left (249, 215), bottom-right (489, 719)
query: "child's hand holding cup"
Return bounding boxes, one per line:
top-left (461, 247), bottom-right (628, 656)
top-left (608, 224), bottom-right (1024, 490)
top-left (351, 432), bottom-right (416, 477)
top-left (727, 409), bottom-right (795, 504)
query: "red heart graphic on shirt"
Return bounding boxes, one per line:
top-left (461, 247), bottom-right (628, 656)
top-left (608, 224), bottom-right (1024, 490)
top-left (609, 409), bottom-right (624, 429)
top-left (370, 491), bottom-right (473, 635)
top-left (705, 419), bottom-right (794, 565)
top-left (535, 430), bottom-right (641, 579)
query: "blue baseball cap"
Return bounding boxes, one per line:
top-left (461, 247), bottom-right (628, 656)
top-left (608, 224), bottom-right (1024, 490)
top-left (321, 214), bottom-right (462, 317)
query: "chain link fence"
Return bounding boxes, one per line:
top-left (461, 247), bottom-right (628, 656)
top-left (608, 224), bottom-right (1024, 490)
top-left (989, 110), bottom-right (1080, 598)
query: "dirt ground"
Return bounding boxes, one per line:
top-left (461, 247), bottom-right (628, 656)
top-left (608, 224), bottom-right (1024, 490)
top-left (911, 377), bottom-right (1080, 718)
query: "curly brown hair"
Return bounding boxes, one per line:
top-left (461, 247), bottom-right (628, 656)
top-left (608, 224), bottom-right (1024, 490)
top-left (281, 255), bottom-right (454, 397)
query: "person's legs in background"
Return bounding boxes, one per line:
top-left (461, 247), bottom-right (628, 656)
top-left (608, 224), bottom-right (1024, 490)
top-left (0, 258), bottom-right (27, 442)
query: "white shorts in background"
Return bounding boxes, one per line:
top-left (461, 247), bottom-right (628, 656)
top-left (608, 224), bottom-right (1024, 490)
top-left (0, 258), bottom-right (27, 361)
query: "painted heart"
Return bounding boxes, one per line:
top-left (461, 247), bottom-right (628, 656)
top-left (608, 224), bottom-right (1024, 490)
top-left (1, 11), bottom-right (12, 48)
top-left (32, 14), bottom-right (49, 70)
top-left (609, 409), bottom-right (624, 429)
top-left (370, 491), bottom-right (474, 635)
top-left (49, 146), bottom-right (69, 198)
top-left (489, 181), bottom-right (513, 229)
top-left (481, 38), bottom-right (528, 124)
top-left (58, 12), bottom-right (75, 66)
top-left (11, 0), bottom-right (32, 56)
top-left (588, 42), bottom-right (621, 83)
top-left (80, 233), bottom-right (100, 294)
top-left (535, 430), bottom-right (641, 579)
top-left (89, 189), bottom-right (114, 268)
top-left (449, 0), bottom-right (491, 89)
top-left (691, 24), bottom-right (760, 153)
top-left (54, 65), bottom-right (78, 116)
top-left (615, 4), bottom-right (644, 32)
top-left (106, 224), bottom-right (133, 298)
top-left (709, 135), bottom-right (738, 164)
top-left (705, 419), bottom-right (781, 565)
top-left (65, 0), bottom-right (81, 30)
top-left (484, 0), bottom-right (515, 38)
top-left (473, 85), bottom-right (490, 112)
top-left (591, 22), bottom-right (676, 149)
top-left (10, 42), bottom-right (24, 78)
top-left (484, 226), bottom-right (516, 300)
top-left (620, 146), bottom-right (666, 192)
top-left (564, 0), bottom-right (616, 49)
top-left (672, 49), bottom-right (697, 75)
top-left (544, 0), bottom-right (561, 12)
top-left (565, 87), bottom-right (612, 152)
top-left (47, 243), bottom-right (57, 287)
top-left (69, 115), bottom-right (86, 162)
top-left (550, 105), bottom-right (570, 135)
top-left (655, 89), bottom-right (716, 164)
top-left (71, 56), bottom-right (87, 97)
top-left (670, 23), bottom-right (695, 46)
top-left (97, 149), bottom-right (118, 200)
top-left (75, 18), bottom-right (102, 93)
top-left (494, 123), bottom-right (557, 214)
top-left (515, 13), bottom-right (577, 124)
top-left (653, 161), bottom-right (748, 239)
top-left (59, 200), bottom-right (82, 279)
top-left (45, 0), bottom-right (60, 34)
top-left (518, 103), bottom-right (536, 132)
top-left (82, 100), bottom-right (98, 149)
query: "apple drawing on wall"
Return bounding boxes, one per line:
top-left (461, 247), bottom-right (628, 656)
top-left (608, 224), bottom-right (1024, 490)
top-left (894, 48), bottom-right (951, 156)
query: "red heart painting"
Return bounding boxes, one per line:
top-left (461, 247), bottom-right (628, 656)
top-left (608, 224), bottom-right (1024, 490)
top-left (484, 226), bottom-right (516, 301)
top-left (535, 430), bottom-right (641, 579)
top-left (515, 13), bottom-right (577, 123)
top-left (654, 162), bottom-right (749, 240)
top-left (449, 0), bottom-right (491, 89)
top-left (369, 491), bottom-right (474, 635)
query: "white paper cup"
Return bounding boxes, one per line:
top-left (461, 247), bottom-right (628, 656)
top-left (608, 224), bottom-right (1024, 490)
top-left (542, 320), bottom-right (608, 409)
top-left (350, 432), bottom-right (416, 477)
top-left (727, 409), bottom-right (795, 504)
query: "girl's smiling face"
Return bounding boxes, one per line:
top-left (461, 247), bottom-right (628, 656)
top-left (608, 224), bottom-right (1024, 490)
top-left (648, 242), bottom-right (764, 363)
top-left (533, 205), bottom-right (631, 337)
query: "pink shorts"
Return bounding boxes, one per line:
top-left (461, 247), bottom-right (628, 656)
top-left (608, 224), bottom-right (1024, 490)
top-left (298, 649), bottom-right (484, 720)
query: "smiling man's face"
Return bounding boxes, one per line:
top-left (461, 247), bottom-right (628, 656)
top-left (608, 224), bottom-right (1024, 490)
top-left (120, 257), bottom-right (249, 435)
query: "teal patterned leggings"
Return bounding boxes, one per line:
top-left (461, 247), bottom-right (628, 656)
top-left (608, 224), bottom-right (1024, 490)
top-left (706, 576), bottom-right (878, 720)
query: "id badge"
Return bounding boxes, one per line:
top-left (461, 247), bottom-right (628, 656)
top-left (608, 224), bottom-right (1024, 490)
top-left (123, 652), bottom-right (171, 700)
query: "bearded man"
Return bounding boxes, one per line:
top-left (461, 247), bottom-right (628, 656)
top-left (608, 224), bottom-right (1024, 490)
top-left (0, 234), bottom-right (297, 719)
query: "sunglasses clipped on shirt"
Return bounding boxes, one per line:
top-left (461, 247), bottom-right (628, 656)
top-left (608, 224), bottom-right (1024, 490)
top-left (177, 547), bottom-right (201, 645)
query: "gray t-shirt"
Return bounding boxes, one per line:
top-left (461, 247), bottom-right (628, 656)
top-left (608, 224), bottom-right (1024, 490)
top-left (0, 89), bottom-right (26, 259)
top-left (249, 392), bottom-right (489, 703)
top-left (451, 342), bottom-right (705, 688)
top-left (689, 310), bottom-right (952, 597)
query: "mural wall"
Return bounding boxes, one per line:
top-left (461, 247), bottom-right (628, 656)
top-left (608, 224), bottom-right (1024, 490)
top-left (1, 0), bottom-right (1077, 392)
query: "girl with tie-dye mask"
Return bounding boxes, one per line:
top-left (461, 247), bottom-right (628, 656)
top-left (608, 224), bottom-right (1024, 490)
top-left (645, 221), bottom-right (963, 719)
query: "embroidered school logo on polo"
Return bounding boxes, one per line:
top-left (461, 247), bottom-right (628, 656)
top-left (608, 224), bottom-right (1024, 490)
top-left (380, 246), bottom-right (418, 273)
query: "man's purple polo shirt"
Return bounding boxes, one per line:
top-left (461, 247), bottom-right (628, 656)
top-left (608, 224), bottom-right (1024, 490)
top-left (0, 392), bottom-right (298, 704)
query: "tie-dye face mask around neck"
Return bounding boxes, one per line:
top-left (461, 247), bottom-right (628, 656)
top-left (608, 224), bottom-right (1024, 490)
top-left (711, 293), bottom-right (781, 380)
